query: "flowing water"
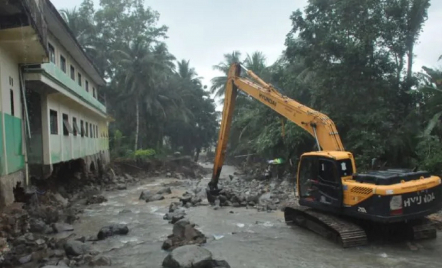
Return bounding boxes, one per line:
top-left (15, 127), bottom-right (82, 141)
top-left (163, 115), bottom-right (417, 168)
top-left (74, 165), bottom-right (442, 268)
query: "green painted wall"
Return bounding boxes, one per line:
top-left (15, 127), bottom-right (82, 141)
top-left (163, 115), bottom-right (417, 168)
top-left (0, 113), bottom-right (25, 175)
top-left (0, 115), bottom-right (4, 175)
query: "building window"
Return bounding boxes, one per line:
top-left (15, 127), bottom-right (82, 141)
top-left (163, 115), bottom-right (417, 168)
top-left (9, 76), bottom-right (13, 87)
top-left (93, 87), bottom-right (96, 98)
top-left (85, 122), bottom-right (89, 137)
top-left (48, 43), bottom-right (55, 63)
top-left (90, 124), bottom-right (93, 138)
top-left (73, 117), bottom-right (79, 136)
top-left (95, 125), bottom-right (98, 138)
top-left (78, 73), bottom-right (82, 87)
top-left (80, 120), bottom-right (84, 137)
top-left (60, 55), bottom-right (66, 73)
top-left (50, 110), bottom-right (58, 135)
top-left (10, 89), bottom-right (14, 116)
top-left (62, 114), bottom-right (72, 136)
top-left (85, 80), bottom-right (89, 92)
top-left (70, 65), bottom-right (75, 80)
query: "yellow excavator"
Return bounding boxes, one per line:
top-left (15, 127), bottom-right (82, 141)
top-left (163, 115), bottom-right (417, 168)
top-left (208, 63), bottom-right (442, 247)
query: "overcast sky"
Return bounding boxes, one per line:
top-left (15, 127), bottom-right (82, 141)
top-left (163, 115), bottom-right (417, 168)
top-left (51, 0), bottom-right (442, 103)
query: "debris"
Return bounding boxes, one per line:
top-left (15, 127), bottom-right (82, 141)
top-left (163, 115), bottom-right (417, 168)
top-left (162, 219), bottom-right (206, 250)
top-left (157, 187), bottom-right (172, 195)
top-left (64, 240), bottom-right (91, 256)
top-left (52, 223), bottom-right (74, 233)
top-left (89, 255), bottom-right (112, 266)
top-left (139, 190), bottom-right (153, 201)
top-left (162, 245), bottom-right (212, 268)
top-left (85, 195), bottom-right (107, 205)
top-left (147, 194), bottom-right (165, 202)
top-left (97, 224), bottom-right (129, 240)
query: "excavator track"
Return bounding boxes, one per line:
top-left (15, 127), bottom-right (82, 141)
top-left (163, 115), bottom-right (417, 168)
top-left (409, 219), bottom-right (437, 240)
top-left (284, 202), bottom-right (368, 248)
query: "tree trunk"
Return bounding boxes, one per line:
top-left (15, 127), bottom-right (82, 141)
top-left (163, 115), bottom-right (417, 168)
top-left (406, 42), bottom-right (414, 91)
top-left (194, 147), bottom-right (201, 162)
top-left (134, 100), bottom-right (139, 152)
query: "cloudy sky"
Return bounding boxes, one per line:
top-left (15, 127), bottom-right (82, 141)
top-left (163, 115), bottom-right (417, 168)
top-left (51, 0), bottom-right (442, 96)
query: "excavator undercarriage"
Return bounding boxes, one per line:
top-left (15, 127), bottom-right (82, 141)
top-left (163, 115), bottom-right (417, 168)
top-left (283, 201), bottom-right (437, 248)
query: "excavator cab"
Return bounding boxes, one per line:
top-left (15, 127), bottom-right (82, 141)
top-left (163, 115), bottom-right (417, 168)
top-left (297, 152), bottom-right (355, 210)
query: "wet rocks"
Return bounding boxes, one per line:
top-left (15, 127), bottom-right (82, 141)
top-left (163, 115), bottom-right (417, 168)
top-left (162, 245), bottom-right (231, 268)
top-left (139, 190), bottom-right (153, 201)
top-left (64, 240), bottom-right (91, 256)
top-left (116, 184), bottom-right (127, 190)
top-left (85, 195), bottom-right (107, 205)
top-left (162, 219), bottom-right (206, 250)
top-left (89, 254), bottom-right (112, 266)
top-left (148, 194), bottom-right (165, 202)
top-left (52, 223), bottom-right (74, 233)
top-left (157, 187), bottom-right (172, 195)
top-left (164, 207), bottom-right (187, 224)
top-left (139, 190), bottom-right (165, 202)
top-left (162, 245), bottom-right (212, 268)
top-left (97, 224), bottom-right (129, 240)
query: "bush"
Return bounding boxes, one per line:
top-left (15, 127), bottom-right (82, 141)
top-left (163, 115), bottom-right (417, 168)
top-left (134, 149), bottom-right (156, 159)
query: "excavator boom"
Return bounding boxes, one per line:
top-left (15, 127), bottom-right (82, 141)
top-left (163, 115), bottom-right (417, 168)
top-left (210, 63), bottom-right (344, 189)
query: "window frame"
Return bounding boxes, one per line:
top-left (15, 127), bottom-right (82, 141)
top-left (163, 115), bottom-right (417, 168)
top-left (62, 113), bottom-right (72, 136)
top-left (50, 109), bottom-right (58, 135)
top-left (73, 117), bottom-right (79, 136)
top-left (60, 55), bottom-right (66, 73)
top-left (10, 89), bottom-right (14, 116)
top-left (85, 80), bottom-right (89, 92)
top-left (70, 65), bottom-right (75, 80)
top-left (80, 120), bottom-right (84, 137)
top-left (78, 73), bottom-right (82, 87)
top-left (48, 43), bottom-right (56, 64)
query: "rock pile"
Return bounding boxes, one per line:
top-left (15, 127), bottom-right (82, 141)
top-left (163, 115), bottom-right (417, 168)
top-left (139, 186), bottom-right (172, 203)
top-left (162, 219), bottom-right (207, 251)
top-left (162, 245), bottom-right (231, 268)
top-left (206, 176), bottom-right (294, 211)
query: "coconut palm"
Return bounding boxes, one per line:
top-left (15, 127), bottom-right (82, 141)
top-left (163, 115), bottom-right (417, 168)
top-left (210, 51), bottom-right (242, 99)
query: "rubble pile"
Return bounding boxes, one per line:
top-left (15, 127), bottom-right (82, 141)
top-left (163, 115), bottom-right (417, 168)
top-left (207, 175), bottom-right (295, 211)
top-left (0, 200), bottom-right (99, 267)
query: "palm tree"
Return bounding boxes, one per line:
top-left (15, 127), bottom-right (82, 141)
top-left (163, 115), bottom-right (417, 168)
top-left (210, 51), bottom-right (242, 99)
top-left (114, 38), bottom-right (176, 151)
top-left (244, 51), bottom-right (268, 77)
top-left (418, 66), bottom-right (442, 136)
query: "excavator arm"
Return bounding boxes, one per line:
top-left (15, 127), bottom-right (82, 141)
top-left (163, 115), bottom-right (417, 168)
top-left (209, 63), bottom-right (344, 190)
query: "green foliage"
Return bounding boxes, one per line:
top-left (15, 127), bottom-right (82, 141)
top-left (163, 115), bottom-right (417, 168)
top-left (134, 148), bottom-right (156, 158)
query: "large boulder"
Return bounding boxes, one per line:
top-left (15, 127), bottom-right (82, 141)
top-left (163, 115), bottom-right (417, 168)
top-left (64, 240), bottom-right (90, 256)
top-left (139, 190), bottom-right (153, 201)
top-left (97, 224), bottom-right (129, 240)
top-left (162, 245), bottom-right (212, 268)
top-left (157, 187), bottom-right (172, 195)
top-left (147, 194), bottom-right (165, 202)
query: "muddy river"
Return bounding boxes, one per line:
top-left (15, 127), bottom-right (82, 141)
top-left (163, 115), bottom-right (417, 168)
top-left (73, 165), bottom-right (442, 268)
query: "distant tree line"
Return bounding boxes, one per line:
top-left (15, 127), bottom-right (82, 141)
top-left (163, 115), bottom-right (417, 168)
top-left (62, 0), bottom-right (442, 175)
